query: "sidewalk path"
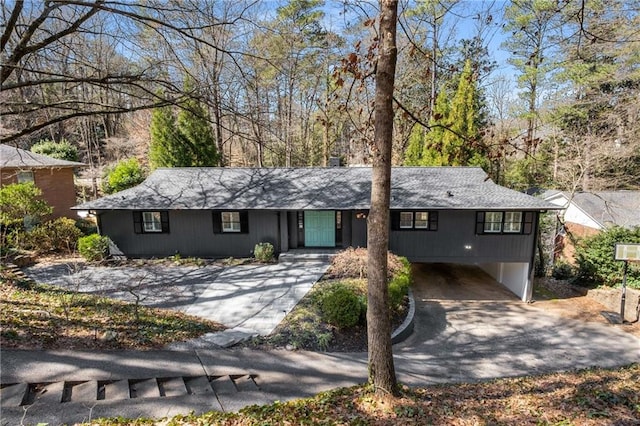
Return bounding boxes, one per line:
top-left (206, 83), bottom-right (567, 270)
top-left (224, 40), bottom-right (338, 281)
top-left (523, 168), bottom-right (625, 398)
top-left (184, 261), bottom-right (329, 335)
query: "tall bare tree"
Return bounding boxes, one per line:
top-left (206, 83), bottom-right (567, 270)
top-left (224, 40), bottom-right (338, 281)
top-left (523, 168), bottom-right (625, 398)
top-left (367, 0), bottom-right (399, 397)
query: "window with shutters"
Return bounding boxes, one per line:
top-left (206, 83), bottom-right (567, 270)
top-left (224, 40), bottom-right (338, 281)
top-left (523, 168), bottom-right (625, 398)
top-left (221, 211), bottom-right (241, 232)
top-left (476, 211), bottom-right (534, 235)
top-left (213, 211), bottom-right (249, 234)
top-left (133, 211), bottom-right (170, 234)
top-left (392, 211), bottom-right (438, 231)
top-left (143, 212), bottom-right (162, 232)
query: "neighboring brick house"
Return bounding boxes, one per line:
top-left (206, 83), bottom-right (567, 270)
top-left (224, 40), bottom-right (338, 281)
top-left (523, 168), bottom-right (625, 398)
top-left (0, 144), bottom-right (85, 219)
top-left (543, 190), bottom-right (640, 262)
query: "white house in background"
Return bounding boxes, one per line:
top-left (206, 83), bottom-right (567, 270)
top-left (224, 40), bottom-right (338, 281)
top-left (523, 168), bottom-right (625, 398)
top-left (543, 190), bottom-right (640, 261)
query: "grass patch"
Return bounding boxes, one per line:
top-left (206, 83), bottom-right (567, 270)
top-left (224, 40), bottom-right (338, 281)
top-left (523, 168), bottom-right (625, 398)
top-left (0, 267), bottom-right (223, 349)
top-left (87, 364), bottom-right (640, 425)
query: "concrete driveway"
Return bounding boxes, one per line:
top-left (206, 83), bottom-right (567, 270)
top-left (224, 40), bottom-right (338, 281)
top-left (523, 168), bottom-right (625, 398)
top-left (393, 263), bottom-right (640, 385)
top-left (24, 260), bottom-right (330, 337)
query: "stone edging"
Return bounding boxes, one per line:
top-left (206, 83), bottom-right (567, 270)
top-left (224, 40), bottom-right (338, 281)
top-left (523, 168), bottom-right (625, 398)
top-left (391, 288), bottom-right (415, 345)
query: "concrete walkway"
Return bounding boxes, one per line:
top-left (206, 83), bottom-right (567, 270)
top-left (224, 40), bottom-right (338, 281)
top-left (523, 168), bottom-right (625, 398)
top-left (173, 261), bottom-right (330, 348)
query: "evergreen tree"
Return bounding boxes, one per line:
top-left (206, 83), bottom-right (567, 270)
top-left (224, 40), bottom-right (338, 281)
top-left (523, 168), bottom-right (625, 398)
top-left (421, 60), bottom-right (487, 167)
top-left (403, 125), bottom-right (424, 165)
top-left (149, 83), bottom-right (220, 169)
top-left (422, 86), bottom-right (451, 165)
top-left (177, 79), bottom-right (220, 167)
top-left (149, 104), bottom-right (184, 169)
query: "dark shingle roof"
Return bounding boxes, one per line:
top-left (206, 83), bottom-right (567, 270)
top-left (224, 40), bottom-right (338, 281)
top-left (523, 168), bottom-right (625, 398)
top-left (75, 167), bottom-right (557, 211)
top-left (0, 144), bottom-right (85, 168)
top-left (546, 190), bottom-right (640, 229)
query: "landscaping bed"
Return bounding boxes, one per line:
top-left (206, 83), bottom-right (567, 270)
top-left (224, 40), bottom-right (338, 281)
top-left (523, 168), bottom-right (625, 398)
top-left (244, 248), bottom-right (412, 352)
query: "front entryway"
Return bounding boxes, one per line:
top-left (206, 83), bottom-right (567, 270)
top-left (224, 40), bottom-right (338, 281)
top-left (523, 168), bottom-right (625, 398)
top-left (304, 211), bottom-right (335, 247)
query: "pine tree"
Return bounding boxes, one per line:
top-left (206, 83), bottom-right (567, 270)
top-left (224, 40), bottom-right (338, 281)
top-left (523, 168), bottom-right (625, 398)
top-left (149, 83), bottom-right (220, 169)
top-left (403, 125), bottom-right (424, 165)
top-left (177, 79), bottom-right (220, 167)
top-left (421, 86), bottom-right (450, 165)
top-left (421, 60), bottom-right (487, 167)
top-left (149, 104), bottom-right (183, 169)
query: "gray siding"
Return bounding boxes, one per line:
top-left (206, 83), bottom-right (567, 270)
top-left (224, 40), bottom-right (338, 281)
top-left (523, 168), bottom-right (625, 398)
top-left (99, 210), bottom-right (280, 258)
top-left (351, 212), bottom-right (368, 247)
top-left (389, 210), bottom-right (536, 263)
top-left (99, 208), bottom-right (537, 263)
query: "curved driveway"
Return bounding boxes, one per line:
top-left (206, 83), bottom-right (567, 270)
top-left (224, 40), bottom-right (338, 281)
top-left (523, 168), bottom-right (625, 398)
top-left (393, 263), bottom-right (640, 385)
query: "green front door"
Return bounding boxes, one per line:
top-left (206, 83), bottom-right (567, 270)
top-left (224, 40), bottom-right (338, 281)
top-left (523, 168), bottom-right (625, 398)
top-left (304, 211), bottom-right (336, 247)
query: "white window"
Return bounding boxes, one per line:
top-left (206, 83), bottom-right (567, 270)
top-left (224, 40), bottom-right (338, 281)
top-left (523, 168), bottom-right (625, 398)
top-left (414, 212), bottom-right (429, 229)
top-left (503, 211), bottom-right (523, 233)
top-left (143, 211), bottom-right (162, 232)
top-left (222, 211), bottom-right (241, 232)
top-left (399, 212), bottom-right (413, 229)
top-left (17, 171), bottom-right (34, 183)
top-left (484, 212), bottom-right (503, 233)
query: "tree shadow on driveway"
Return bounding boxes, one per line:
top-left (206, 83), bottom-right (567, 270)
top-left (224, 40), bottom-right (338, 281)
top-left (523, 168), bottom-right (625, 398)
top-left (24, 262), bottom-right (223, 311)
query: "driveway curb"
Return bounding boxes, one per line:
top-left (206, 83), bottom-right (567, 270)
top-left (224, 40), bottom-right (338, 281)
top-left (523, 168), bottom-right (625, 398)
top-left (392, 288), bottom-right (415, 344)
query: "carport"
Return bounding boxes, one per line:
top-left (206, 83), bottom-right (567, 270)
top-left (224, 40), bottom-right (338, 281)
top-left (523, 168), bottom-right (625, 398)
top-left (411, 263), bottom-right (520, 301)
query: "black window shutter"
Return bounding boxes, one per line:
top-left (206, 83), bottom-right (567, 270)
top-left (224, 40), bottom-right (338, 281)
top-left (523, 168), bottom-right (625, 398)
top-left (390, 211), bottom-right (400, 230)
top-left (240, 211), bottom-right (249, 234)
top-left (160, 211), bottom-right (170, 233)
top-left (133, 211), bottom-right (143, 234)
top-left (212, 211), bottom-right (222, 234)
top-left (429, 211), bottom-right (438, 231)
top-left (523, 211), bottom-right (534, 235)
top-left (475, 211), bottom-right (485, 234)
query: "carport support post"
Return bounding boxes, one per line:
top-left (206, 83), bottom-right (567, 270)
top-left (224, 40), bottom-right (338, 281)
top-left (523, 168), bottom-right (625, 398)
top-left (620, 260), bottom-right (628, 323)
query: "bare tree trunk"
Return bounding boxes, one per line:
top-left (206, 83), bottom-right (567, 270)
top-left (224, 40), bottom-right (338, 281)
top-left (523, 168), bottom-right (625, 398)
top-left (367, 0), bottom-right (398, 397)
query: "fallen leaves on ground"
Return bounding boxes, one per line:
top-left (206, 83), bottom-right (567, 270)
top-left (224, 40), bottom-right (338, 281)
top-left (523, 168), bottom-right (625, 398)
top-left (85, 364), bottom-right (640, 425)
top-left (0, 267), bottom-right (224, 350)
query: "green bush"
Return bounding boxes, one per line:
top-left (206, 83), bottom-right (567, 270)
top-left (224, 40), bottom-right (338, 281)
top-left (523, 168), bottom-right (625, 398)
top-left (552, 262), bottom-right (575, 280)
top-left (102, 158), bottom-right (146, 194)
top-left (75, 218), bottom-right (98, 235)
top-left (320, 283), bottom-right (365, 329)
top-left (26, 218), bottom-right (83, 254)
top-left (254, 242), bottom-right (275, 262)
top-left (574, 226), bottom-right (640, 288)
top-left (388, 257), bottom-right (412, 311)
top-left (78, 234), bottom-right (110, 262)
top-left (31, 139), bottom-right (79, 162)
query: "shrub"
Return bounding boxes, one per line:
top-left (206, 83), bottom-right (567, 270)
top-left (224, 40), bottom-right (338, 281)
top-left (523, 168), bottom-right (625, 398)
top-left (552, 262), bottom-right (575, 280)
top-left (574, 226), bottom-right (640, 288)
top-left (31, 139), bottom-right (79, 162)
top-left (26, 218), bottom-right (83, 254)
top-left (320, 283), bottom-right (365, 329)
top-left (0, 183), bottom-right (52, 253)
top-left (254, 242), bottom-right (275, 262)
top-left (326, 247), bottom-right (405, 279)
top-left (78, 234), bottom-right (110, 262)
top-left (102, 158), bottom-right (146, 194)
top-left (75, 218), bottom-right (98, 235)
top-left (388, 257), bottom-right (412, 311)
